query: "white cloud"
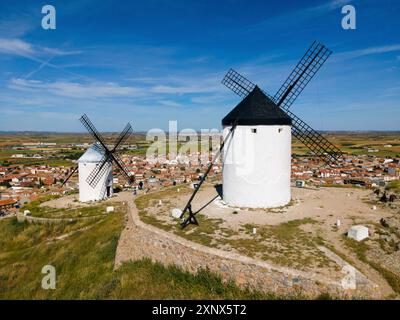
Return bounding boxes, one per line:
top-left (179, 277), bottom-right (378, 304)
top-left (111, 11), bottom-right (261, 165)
top-left (149, 76), bottom-right (222, 95)
top-left (9, 78), bottom-right (143, 98)
top-left (159, 100), bottom-right (183, 108)
top-left (42, 47), bottom-right (82, 56)
top-left (151, 85), bottom-right (211, 94)
top-left (0, 38), bottom-right (35, 56)
top-left (0, 37), bottom-right (87, 80)
top-left (322, 0), bottom-right (350, 11)
top-left (335, 44), bottom-right (400, 60)
top-left (246, 0), bottom-right (352, 33)
top-left (0, 37), bottom-right (82, 58)
top-left (353, 44), bottom-right (400, 56)
top-left (191, 94), bottom-right (229, 105)
top-left (36, 111), bottom-right (78, 121)
top-left (302, 0), bottom-right (351, 16)
top-left (382, 86), bottom-right (400, 98)
top-left (0, 108), bottom-right (24, 116)
top-left (0, 17), bottom-right (34, 37)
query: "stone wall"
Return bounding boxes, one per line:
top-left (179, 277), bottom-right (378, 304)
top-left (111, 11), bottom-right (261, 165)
top-left (16, 213), bottom-right (104, 224)
top-left (115, 200), bottom-right (378, 298)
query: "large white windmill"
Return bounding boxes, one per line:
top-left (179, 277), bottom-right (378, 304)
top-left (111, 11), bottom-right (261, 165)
top-left (62, 114), bottom-right (134, 202)
top-left (179, 41), bottom-right (343, 228)
top-left (221, 86), bottom-right (292, 208)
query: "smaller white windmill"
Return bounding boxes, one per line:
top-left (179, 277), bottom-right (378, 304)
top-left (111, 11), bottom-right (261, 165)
top-left (62, 114), bottom-right (134, 202)
top-left (78, 144), bottom-right (113, 202)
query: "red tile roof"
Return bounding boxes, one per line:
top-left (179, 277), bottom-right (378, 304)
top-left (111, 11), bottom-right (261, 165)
top-left (0, 199), bottom-right (17, 207)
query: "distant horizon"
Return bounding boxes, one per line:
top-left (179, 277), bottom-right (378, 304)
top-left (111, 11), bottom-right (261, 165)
top-left (1, 130), bottom-right (400, 135)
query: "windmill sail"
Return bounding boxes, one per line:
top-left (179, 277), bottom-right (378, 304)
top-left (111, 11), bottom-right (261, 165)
top-left (61, 166), bottom-right (78, 187)
top-left (80, 114), bottom-right (109, 151)
top-left (79, 114), bottom-right (134, 188)
top-left (222, 68), bottom-right (275, 101)
top-left (285, 108), bottom-right (342, 163)
top-left (274, 41), bottom-right (332, 110)
top-left (86, 154), bottom-right (112, 188)
top-left (111, 151), bottom-right (134, 183)
top-left (112, 123), bottom-right (133, 152)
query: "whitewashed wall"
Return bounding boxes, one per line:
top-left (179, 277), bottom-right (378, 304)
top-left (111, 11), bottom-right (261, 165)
top-left (78, 162), bottom-right (113, 202)
top-left (222, 125), bottom-right (291, 208)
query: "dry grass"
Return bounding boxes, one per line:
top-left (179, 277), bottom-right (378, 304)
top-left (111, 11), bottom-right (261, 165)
top-left (0, 204), bottom-right (288, 299)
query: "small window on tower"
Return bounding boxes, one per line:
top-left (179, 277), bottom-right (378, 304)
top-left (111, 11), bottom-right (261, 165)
top-left (278, 128), bottom-right (283, 133)
top-left (251, 128), bottom-right (257, 133)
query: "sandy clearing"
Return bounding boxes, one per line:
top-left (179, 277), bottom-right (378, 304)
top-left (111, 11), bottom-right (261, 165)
top-left (163, 185), bottom-right (391, 231)
top-left (40, 192), bottom-right (132, 209)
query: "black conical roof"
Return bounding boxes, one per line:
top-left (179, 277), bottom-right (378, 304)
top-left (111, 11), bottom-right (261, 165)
top-left (222, 86), bottom-right (292, 126)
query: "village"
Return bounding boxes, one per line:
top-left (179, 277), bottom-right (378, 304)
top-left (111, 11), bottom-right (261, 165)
top-left (1, 138), bottom-right (399, 217)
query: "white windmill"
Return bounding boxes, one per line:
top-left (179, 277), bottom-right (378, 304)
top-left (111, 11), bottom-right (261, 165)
top-left (62, 114), bottom-right (134, 202)
top-left (221, 86), bottom-right (292, 208)
top-left (178, 41), bottom-right (342, 228)
top-left (78, 144), bottom-right (113, 202)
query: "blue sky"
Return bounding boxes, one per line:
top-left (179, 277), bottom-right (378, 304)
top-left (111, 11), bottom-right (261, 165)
top-left (0, 0), bottom-right (399, 132)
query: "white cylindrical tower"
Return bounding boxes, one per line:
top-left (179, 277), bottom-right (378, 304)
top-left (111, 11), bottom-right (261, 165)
top-left (78, 144), bottom-right (113, 202)
top-left (222, 86), bottom-right (292, 208)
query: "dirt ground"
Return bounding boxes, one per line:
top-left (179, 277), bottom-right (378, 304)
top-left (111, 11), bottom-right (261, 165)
top-left (137, 184), bottom-right (399, 297)
top-left (40, 192), bottom-right (132, 209)
top-left (176, 186), bottom-right (391, 229)
top-left (45, 187), bottom-right (390, 231)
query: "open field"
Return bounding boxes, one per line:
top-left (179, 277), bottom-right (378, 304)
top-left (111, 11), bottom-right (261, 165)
top-left (0, 132), bottom-right (147, 164)
top-left (1, 132), bottom-right (400, 163)
top-left (0, 132), bottom-right (146, 145)
top-left (292, 132), bottom-right (400, 157)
